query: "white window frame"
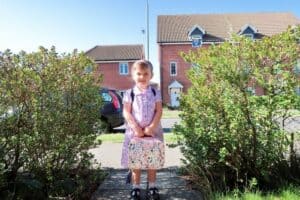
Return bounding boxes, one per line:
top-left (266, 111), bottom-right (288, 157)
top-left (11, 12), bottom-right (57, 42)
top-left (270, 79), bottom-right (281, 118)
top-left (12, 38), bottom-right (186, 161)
top-left (170, 62), bottom-right (177, 76)
top-left (119, 62), bottom-right (129, 75)
top-left (243, 33), bottom-right (254, 39)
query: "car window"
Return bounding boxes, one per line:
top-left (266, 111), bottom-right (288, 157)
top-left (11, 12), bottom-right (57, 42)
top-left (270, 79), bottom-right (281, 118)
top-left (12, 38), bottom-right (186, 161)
top-left (101, 92), bottom-right (112, 102)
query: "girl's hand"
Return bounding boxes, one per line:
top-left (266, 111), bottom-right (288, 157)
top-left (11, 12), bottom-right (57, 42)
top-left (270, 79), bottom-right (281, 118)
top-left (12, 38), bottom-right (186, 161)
top-left (144, 126), bottom-right (154, 137)
top-left (133, 125), bottom-right (144, 137)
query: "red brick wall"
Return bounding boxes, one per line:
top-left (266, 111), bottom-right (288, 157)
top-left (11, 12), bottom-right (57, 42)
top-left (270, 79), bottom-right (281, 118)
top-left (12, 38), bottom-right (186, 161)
top-left (94, 62), bottom-right (135, 91)
top-left (159, 44), bottom-right (272, 105)
top-left (159, 44), bottom-right (210, 105)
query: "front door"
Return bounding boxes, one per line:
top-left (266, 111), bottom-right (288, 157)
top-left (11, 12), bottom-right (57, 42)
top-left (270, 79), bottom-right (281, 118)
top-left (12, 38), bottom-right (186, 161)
top-left (170, 91), bottom-right (180, 107)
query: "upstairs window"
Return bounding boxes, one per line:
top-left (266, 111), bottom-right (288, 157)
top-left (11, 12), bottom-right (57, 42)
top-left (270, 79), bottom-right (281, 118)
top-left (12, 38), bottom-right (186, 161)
top-left (243, 33), bottom-right (254, 39)
top-left (170, 62), bottom-right (177, 76)
top-left (188, 25), bottom-right (205, 48)
top-left (293, 59), bottom-right (300, 75)
top-left (239, 24), bottom-right (257, 40)
top-left (119, 62), bottom-right (128, 75)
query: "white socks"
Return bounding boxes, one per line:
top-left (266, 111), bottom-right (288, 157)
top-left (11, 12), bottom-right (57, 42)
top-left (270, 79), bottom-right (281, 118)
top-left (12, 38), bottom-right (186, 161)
top-left (132, 182), bottom-right (156, 189)
top-left (132, 184), bottom-right (140, 189)
top-left (149, 182), bottom-right (156, 188)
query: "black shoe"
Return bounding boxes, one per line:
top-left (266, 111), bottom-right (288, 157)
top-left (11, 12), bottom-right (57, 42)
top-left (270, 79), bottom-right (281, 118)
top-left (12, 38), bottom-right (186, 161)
top-left (129, 188), bottom-right (141, 200)
top-left (147, 187), bottom-right (160, 200)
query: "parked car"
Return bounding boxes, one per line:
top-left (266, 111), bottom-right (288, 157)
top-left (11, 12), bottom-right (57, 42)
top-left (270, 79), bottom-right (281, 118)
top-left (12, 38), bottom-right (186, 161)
top-left (99, 88), bottom-right (124, 131)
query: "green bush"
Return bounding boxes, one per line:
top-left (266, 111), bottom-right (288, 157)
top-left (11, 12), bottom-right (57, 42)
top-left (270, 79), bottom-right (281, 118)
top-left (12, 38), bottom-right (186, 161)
top-left (174, 27), bottom-right (300, 196)
top-left (0, 47), bottom-right (103, 198)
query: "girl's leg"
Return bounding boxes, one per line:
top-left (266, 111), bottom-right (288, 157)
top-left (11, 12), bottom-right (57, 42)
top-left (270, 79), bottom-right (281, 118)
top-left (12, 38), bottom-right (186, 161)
top-left (130, 169), bottom-right (142, 199)
top-left (132, 169), bottom-right (141, 187)
top-left (147, 169), bottom-right (156, 187)
top-left (147, 169), bottom-right (160, 199)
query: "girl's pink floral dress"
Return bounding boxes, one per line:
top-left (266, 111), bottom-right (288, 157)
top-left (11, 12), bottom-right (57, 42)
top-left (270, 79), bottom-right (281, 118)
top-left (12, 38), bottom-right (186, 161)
top-left (121, 86), bottom-right (164, 168)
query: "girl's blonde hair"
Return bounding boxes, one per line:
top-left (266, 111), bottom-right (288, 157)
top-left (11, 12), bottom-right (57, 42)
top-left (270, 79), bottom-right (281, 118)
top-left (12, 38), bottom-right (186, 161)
top-left (132, 59), bottom-right (153, 75)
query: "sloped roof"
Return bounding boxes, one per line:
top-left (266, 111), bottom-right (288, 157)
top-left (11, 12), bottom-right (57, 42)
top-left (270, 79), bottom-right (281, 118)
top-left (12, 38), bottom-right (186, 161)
top-left (85, 44), bottom-right (144, 61)
top-left (157, 12), bottom-right (300, 43)
top-left (168, 80), bottom-right (183, 89)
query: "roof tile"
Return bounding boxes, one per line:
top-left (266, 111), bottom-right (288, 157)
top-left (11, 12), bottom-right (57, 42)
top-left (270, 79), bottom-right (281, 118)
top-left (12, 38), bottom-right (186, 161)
top-left (157, 12), bottom-right (300, 43)
top-left (85, 44), bottom-right (144, 61)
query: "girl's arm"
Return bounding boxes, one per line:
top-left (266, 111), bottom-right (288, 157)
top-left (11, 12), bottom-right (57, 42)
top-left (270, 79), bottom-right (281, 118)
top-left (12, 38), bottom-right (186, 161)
top-left (144, 101), bottom-right (162, 136)
top-left (123, 102), bottom-right (144, 137)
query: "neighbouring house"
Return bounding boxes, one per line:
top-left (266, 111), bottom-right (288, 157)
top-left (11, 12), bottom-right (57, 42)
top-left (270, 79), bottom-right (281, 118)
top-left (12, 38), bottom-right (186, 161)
top-left (157, 12), bottom-right (300, 107)
top-left (85, 44), bottom-right (144, 94)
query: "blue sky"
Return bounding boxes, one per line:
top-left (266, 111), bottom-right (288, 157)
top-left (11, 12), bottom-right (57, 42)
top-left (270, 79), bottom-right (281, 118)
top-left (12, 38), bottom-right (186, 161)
top-left (1, 0), bottom-right (300, 83)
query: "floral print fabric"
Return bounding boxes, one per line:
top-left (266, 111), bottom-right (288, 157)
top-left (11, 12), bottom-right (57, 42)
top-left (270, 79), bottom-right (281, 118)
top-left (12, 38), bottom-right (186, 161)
top-left (128, 137), bottom-right (165, 169)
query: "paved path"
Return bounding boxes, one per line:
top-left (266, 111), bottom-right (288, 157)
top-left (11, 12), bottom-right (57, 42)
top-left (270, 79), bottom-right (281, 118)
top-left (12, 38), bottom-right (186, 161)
top-left (91, 168), bottom-right (203, 200)
top-left (89, 141), bottom-right (204, 199)
top-left (89, 143), bottom-right (204, 199)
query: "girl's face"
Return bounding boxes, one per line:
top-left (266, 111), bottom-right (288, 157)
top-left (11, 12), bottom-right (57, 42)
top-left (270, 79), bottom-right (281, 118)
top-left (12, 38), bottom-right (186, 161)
top-left (132, 66), bottom-right (152, 89)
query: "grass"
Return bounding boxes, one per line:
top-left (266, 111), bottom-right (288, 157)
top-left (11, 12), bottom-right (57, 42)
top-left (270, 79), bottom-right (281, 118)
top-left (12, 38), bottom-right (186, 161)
top-left (213, 186), bottom-right (300, 200)
top-left (96, 132), bottom-right (178, 144)
top-left (162, 107), bottom-right (180, 118)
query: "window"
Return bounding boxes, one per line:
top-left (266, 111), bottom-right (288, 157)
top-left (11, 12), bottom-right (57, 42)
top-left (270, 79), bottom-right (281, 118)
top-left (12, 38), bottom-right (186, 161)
top-left (243, 33), bottom-right (254, 39)
top-left (295, 86), bottom-right (300, 96)
top-left (170, 62), bottom-right (177, 76)
top-left (119, 62), bottom-right (128, 75)
top-left (191, 63), bottom-right (201, 74)
top-left (293, 59), bottom-right (300, 75)
top-left (84, 65), bottom-right (93, 74)
top-left (246, 87), bottom-right (256, 95)
top-left (191, 63), bottom-right (200, 68)
top-left (192, 37), bottom-right (202, 48)
top-left (101, 92), bottom-right (112, 102)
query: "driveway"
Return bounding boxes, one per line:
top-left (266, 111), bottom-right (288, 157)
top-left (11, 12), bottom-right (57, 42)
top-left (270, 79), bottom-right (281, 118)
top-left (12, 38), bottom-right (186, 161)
top-left (113, 118), bottom-right (180, 133)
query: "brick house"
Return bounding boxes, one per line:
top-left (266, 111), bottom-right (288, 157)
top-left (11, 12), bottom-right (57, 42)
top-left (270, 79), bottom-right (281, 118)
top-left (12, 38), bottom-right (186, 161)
top-left (85, 44), bottom-right (144, 94)
top-left (157, 12), bottom-right (300, 107)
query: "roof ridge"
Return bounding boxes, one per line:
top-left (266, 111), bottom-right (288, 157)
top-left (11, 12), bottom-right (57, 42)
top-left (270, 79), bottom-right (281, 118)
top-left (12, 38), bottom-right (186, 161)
top-left (95, 44), bottom-right (143, 48)
top-left (85, 45), bottom-right (98, 54)
top-left (158, 12), bottom-right (295, 17)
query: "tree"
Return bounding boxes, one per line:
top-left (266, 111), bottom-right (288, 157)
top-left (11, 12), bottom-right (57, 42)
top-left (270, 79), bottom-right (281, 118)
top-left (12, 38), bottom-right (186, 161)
top-left (175, 26), bottom-right (300, 195)
top-left (0, 47), bottom-right (103, 198)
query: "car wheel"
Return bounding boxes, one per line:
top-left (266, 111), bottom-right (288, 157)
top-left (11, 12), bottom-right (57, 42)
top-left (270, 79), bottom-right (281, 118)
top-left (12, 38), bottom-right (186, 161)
top-left (98, 118), bottom-right (112, 134)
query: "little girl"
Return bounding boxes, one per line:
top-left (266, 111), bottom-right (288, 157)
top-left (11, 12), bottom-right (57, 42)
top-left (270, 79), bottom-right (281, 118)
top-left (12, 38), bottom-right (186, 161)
top-left (121, 60), bottom-right (163, 200)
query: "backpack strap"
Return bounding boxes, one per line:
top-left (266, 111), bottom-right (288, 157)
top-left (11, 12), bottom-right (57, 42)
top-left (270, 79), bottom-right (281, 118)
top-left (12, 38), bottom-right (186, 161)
top-left (151, 87), bottom-right (156, 96)
top-left (130, 89), bottom-right (135, 102)
top-left (130, 87), bottom-right (156, 102)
